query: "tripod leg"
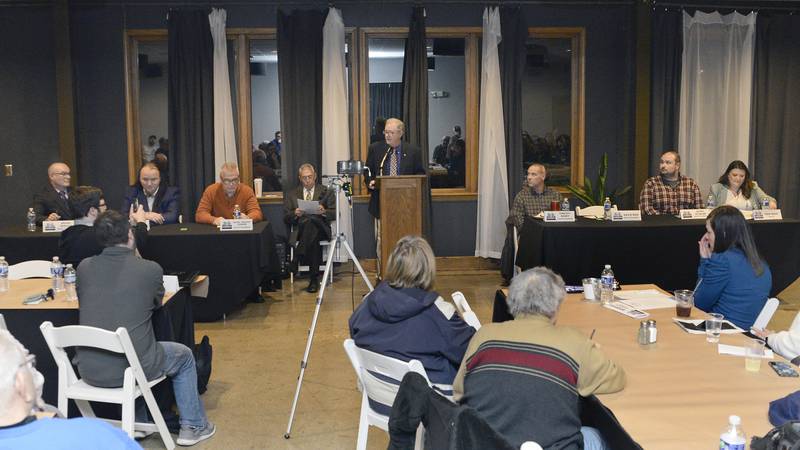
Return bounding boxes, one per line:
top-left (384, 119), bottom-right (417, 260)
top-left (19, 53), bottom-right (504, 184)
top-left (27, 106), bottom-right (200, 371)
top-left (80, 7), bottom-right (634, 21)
top-left (285, 232), bottom-right (339, 438)
top-left (341, 239), bottom-right (374, 292)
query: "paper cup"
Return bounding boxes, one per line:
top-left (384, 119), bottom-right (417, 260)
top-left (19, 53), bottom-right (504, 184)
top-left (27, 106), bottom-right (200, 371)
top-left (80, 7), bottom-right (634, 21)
top-left (254, 178), bottom-right (263, 197)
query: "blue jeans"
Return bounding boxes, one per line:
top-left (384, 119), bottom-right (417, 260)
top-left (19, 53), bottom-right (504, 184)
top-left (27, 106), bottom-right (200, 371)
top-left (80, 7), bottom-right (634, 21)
top-left (136, 342), bottom-right (208, 428)
top-left (581, 426), bottom-right (608, 450)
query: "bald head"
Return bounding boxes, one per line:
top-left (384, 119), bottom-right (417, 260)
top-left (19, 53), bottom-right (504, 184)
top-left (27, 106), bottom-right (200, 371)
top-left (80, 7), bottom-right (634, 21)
top-left (47, 163), bottom-right (71, 190)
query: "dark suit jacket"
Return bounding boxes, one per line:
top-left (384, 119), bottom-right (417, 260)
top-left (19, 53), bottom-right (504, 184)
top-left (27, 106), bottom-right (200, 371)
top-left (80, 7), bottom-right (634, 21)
top-left (59, 222), bottom-right (149, 268)
top-left (283, 183), bottom-right (336, 245)
top-left (121, 185), bottom-right (181, 224)
top-left (365, 141), bottom-right (426, 218)
top-left (33, 185), bottom-right (74, 225)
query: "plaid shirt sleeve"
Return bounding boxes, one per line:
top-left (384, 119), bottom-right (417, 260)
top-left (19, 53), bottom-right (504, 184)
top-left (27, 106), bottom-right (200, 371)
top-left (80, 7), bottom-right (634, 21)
top-left (511, 192), bottom-right (525, 230)
top-left (639, 178), bottom-right (658, 215)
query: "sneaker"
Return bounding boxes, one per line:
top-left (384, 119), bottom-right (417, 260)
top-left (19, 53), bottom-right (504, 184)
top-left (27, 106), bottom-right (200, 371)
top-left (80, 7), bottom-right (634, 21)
top-left (176, 422), bottom-right (216, 446)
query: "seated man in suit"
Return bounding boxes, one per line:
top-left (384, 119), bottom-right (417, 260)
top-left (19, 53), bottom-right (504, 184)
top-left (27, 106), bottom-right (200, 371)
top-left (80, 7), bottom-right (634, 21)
top-left (59, 186), bottom-right (147, 267)
top-left (0, 330), bottom-right (141, 449)
top-left (195, 162), bottom-right (263, 225)
top-left (121, 163), bottom-right (180, 225)
top-left (75, 210), bottom-right (215, 446)
top-left (283, 163), bottom-right (335, 293)
top-left (33, 162), bottom-right (75, 225)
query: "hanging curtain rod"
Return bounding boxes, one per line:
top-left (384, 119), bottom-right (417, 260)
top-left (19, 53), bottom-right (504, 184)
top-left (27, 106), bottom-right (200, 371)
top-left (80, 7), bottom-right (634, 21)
top-left (50, 0), bottom-right (635, 7)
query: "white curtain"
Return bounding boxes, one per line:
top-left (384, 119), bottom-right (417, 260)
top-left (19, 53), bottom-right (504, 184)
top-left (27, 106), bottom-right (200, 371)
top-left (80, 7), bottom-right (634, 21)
top-left (475, 7), bottom-right (509, 259)
top-left (321, 7), bottom-right (352, 261)
top-left (679, 11), bottom-right (756, 191)
top-left (209, 9), bottom-right (238, 176)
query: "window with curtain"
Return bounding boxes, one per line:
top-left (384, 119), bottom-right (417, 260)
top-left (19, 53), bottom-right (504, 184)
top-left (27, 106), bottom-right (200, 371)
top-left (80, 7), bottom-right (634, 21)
top-left (136, 40), bottom-right (170, 180)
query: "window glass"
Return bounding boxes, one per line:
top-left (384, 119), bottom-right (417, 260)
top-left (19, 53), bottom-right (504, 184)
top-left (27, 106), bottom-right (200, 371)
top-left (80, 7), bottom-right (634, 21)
top-left (249, 39), bottom-right (283, 192)
top-left (367, 37), bottom-right (405, 147)
top-left (427, 37), bottom-right (466, 188)
top-left (137, 41), bottom-right (170, 180)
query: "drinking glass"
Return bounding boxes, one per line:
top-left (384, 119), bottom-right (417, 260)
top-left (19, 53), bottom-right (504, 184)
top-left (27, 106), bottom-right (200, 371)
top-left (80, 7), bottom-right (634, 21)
top-left (745, 339), bottom-right (766, 372)
top-left (674, 289), bottom-right (694, 318)
top-left (582, 278), bottom-right (600, 302)
top-left (706, 313), bottom-right (724, 343)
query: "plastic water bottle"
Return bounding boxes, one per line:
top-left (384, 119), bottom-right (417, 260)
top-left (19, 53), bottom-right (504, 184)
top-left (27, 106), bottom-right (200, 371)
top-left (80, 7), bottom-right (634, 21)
top-left (707, 194), bottom-right (716, 209)
top-left (233, 204), bottom-right (242, 219)
top-left (51, 257), bottom-right (64, 292)
top-left (719, 415), bottom-right (746, 450)
top-left (600, 264), bottom-right (615, 304)
top-left (561, 196), bottom-right (570, 211)
top-left (0, 256), bottom-right (8, 293)
top-left (64, 264), bottom-right (77, 301)
top-left (762, 197), bottom-right (771, 209)
top-left (603, 197), bottom-right (612, 220)
top-left (27, 208), bottom-right (36, 231)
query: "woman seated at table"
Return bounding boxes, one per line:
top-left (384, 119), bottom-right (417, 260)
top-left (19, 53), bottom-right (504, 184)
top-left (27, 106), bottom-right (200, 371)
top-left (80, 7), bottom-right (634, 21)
top-left (695, 205), bottom-right (772, 329)
top-left (754, 313), bottom-right (800, 364)
top-left (708, 160), bottom-right (777, 210)
top-left (348, 236), bottom-right (476, 392)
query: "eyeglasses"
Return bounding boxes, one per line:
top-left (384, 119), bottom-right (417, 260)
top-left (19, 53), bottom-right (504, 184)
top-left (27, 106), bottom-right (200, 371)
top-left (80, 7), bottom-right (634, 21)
top-left (53, 172), bottom-right (71, 177)
top-left (221, 177), bottom-right (240, 185)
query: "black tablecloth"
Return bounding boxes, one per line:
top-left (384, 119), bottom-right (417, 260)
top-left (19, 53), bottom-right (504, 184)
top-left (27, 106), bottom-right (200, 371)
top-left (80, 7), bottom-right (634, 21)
top-left (516, 215), bottom-right (800, 295)
top-left (2, 289), bottom-right (193, 407)
top-left (0, 222), bottom-right (279, 321)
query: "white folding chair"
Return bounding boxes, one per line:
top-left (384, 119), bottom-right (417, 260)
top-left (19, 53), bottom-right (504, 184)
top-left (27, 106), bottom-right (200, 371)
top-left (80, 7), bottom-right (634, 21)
top-left (39, 321), bottom-right (175, 449)
top-left (0, 314), bottom-right (6, 330)
top-left (344, 339), bottom-right (427, 450)
top-left (289, 222), bottom-right (335, 285)
top-left (575, 205), bottom-right (617, 219)
top-left (753, 297), bottom-right (780, 330)
top-left (8, 260), bottom-right (51, 280)
top-left (451, 291), bottom-right (481, 330)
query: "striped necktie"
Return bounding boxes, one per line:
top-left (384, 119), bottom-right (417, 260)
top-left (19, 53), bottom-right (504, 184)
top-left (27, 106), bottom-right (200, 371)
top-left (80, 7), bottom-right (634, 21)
top-left (389, 149), bottom-right (398, 176)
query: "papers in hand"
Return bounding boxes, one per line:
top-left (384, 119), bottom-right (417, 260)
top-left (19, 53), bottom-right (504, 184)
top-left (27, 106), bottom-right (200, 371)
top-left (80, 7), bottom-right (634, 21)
top-left (718, 344), bottom-right (774, 359)
top-left (298, 199), bottom-right (322, 215)
top-left (673, 318), bottom-right (744, 334)
top-left (613, 289), bottom-right (676, 310)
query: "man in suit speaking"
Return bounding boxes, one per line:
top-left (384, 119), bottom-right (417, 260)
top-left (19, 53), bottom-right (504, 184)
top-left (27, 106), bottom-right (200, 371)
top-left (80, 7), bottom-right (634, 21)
top-left (364, 118), bottom-right (426, 272)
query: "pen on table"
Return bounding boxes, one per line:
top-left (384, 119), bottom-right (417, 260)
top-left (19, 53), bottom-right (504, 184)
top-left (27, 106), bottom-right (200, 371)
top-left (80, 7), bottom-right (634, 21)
top-left (590, 329), bottom-right (596, 340)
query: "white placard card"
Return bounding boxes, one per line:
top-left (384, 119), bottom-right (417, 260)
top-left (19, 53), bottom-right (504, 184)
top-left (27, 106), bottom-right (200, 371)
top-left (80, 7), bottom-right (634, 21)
top-left (42, 220), bottom-right (75, 232)
top-left (543, 211), bottom-right (576, 222)
top-left (219, 219), bottom-right (254, 231)
top-left (679, 209), bottom-right (711, 220)
top-left (753, 209), bottom-right (783, 221)
top-left (611, 210), bottom-right (642, 222)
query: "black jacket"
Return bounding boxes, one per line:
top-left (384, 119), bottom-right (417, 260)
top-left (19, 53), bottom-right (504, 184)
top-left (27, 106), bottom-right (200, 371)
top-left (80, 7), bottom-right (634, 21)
top-left (33, 185), bottom-right (74, 225)
top-left (364, 141), bottom-right (426, 218)
top-left (58, 222), bottom-right (149, 268)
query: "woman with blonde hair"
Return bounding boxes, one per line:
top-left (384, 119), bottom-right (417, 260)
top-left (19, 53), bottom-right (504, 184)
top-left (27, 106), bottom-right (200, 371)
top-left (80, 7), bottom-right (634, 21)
top-left (348, 236), bottom-right (475, 391)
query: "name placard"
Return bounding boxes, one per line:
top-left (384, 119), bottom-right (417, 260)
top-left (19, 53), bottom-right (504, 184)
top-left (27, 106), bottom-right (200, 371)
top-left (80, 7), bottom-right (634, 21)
top-left (611, 210), bottom-right (642, 222)
top-left (219, 218), bottom-right (253, 231)
top-left (543, 211), bottom-right (576, 222)
top-left (679, 209), bottom-right (711, 220)
top-left (42, 220), bottom-right (75, 232)
top-left (753, 209), bottom-right (783, 221)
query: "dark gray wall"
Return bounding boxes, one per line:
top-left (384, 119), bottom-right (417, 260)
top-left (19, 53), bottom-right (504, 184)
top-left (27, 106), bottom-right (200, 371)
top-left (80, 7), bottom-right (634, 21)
top-left (0, 6), bottom-right (60, 228)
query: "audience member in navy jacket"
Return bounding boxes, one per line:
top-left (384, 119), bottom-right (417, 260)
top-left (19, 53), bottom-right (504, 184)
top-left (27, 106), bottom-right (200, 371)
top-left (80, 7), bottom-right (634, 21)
top-left (349, 236), bottom-right (476, 388)
top-left (121, 163), bottom-right (180, 225)
top-left (695, 205), bottom-right (771, 329)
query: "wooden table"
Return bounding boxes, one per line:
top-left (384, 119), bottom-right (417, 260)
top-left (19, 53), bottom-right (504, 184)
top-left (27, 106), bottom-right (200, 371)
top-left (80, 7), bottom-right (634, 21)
top-left (0, 278), bottom-right (176, 309)
top-left (552, 284), bottom-right (797, 449)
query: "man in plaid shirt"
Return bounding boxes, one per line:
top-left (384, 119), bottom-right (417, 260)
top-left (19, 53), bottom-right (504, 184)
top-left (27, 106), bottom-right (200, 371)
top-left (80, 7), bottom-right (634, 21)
top-left (510, 163), bottom-right (562, 229)
top-left (640, 150), bottom-right (703, 215)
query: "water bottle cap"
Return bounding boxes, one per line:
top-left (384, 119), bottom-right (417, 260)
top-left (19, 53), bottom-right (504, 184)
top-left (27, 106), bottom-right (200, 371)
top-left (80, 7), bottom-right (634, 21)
top-left (53, 257), bottom-right (59, 262)
top-left (729, 415), bottom-right (740, 425)
top-left (604, 264), bottom-right (611, 269)
top-left (66, 264), bottom-right (73, 268)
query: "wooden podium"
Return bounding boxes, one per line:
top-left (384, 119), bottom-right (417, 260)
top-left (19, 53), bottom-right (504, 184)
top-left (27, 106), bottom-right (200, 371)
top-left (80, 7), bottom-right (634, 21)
top-left (377, 175), bottom-right (427, 277)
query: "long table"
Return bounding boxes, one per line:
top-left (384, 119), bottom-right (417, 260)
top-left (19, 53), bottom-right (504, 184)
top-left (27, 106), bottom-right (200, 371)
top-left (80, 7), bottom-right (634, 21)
top-left (0, 279), bottom-right (192, 407)
top-left (0, 222), bottom-right (279, 321)
top-left (493, 285), bottom-right (798, 449)
top-left (516, 215), bottom-right (800, 295)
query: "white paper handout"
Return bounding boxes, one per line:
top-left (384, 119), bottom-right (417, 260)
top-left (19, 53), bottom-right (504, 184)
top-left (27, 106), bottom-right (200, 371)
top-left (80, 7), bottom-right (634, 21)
top-left (298, 199), bottom-right (322, 215)
top-left (613, 289), bottom-right (676, 310)
top-left (718, 344), bottom-right (774, 359)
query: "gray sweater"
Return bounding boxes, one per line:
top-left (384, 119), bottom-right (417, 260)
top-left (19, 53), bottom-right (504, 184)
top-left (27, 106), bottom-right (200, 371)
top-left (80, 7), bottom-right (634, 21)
top-left (75, 246), bottom-right (165, 387)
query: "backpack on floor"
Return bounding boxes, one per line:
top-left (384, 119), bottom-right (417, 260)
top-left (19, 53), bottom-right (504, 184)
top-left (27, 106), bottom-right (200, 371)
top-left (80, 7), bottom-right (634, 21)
top-left (751, 421), bottom-right (800, 450)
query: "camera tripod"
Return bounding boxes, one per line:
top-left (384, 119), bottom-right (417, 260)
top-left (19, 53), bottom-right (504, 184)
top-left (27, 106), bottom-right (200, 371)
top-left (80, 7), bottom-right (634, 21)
top-left (284, 174), bottom-right (374, 439)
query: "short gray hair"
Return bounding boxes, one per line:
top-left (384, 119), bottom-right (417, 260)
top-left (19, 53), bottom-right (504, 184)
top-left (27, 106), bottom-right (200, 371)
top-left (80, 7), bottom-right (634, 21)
top-left (507, 267), bottom-right (565, 319)
top-left (219, 162), bottom-right (240, 178)
top-left (297, 163), bottom-right (316, 176)
top-left (0, 330), bottom-right (24, 408)
top-left (385, 235), bottom-right (436, 290)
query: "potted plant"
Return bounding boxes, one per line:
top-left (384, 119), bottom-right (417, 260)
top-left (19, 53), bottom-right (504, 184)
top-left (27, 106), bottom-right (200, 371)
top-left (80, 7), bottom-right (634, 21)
top-left (566, 153), bottom-right (631, 206)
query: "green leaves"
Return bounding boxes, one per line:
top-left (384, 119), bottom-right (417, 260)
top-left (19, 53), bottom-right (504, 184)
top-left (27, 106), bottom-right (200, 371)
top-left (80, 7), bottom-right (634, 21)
top-left (566, 153), bottom-right (631, 206)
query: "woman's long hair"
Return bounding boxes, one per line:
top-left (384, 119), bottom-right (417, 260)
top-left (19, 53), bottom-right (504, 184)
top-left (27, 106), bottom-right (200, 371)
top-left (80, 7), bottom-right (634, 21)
top-left (708, 205), bottom-right (764, 276)
top-left (718, 160), bottom-right (753, 199)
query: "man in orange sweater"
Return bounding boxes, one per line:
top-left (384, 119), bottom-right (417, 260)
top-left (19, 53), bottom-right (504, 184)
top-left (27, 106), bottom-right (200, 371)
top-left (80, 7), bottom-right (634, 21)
top-left (195, 162), bottom-right (263, 225)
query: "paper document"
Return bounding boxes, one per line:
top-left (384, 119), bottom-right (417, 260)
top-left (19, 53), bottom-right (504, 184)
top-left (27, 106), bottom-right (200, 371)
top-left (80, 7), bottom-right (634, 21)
top-left (673, 318), bottom-right (744, 335)
top-left (298, 199), bottom-right (322, 215)
top-left (718, 344), bottom-right (774, 359)
top-left (613, 290), bottom-right (676, 310)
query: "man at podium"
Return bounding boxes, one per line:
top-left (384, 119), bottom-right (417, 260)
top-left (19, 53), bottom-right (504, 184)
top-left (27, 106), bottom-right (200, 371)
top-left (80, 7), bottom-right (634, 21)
top-left (364, 118), bottom-right (426, 271)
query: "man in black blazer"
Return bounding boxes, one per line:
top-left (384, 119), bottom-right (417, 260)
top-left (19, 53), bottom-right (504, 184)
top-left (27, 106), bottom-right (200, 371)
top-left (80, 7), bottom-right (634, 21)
top-left (364, 118), bottom-right (426, 272)
top-left (121, 163), bottom-right (181, 225)
top-left (283, 163), bottom-right (336, 293)
top-left (33, 162), bottom-right (75, 225)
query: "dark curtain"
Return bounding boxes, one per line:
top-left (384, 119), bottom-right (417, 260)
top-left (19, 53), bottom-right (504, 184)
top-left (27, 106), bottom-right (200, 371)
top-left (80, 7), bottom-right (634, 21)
top-left (752, 14), bottom-right (800, 219)
top-left (499, 7), bottom-right (527, 205)
top-left (277, 9), bottom-right (325, 191)
top-left (370, 83), bottom-right (403, 126)
top-left (402, 6), bottom-right (432, 240)
top-left (649, 9), bottom-right (682, 173)
top-left (168, 9), bottom-right (215, 221)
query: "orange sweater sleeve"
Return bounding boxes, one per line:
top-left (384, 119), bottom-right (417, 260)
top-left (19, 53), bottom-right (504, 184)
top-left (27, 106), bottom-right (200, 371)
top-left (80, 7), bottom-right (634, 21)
top-left (195, 185), bottom-right (217, 224)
